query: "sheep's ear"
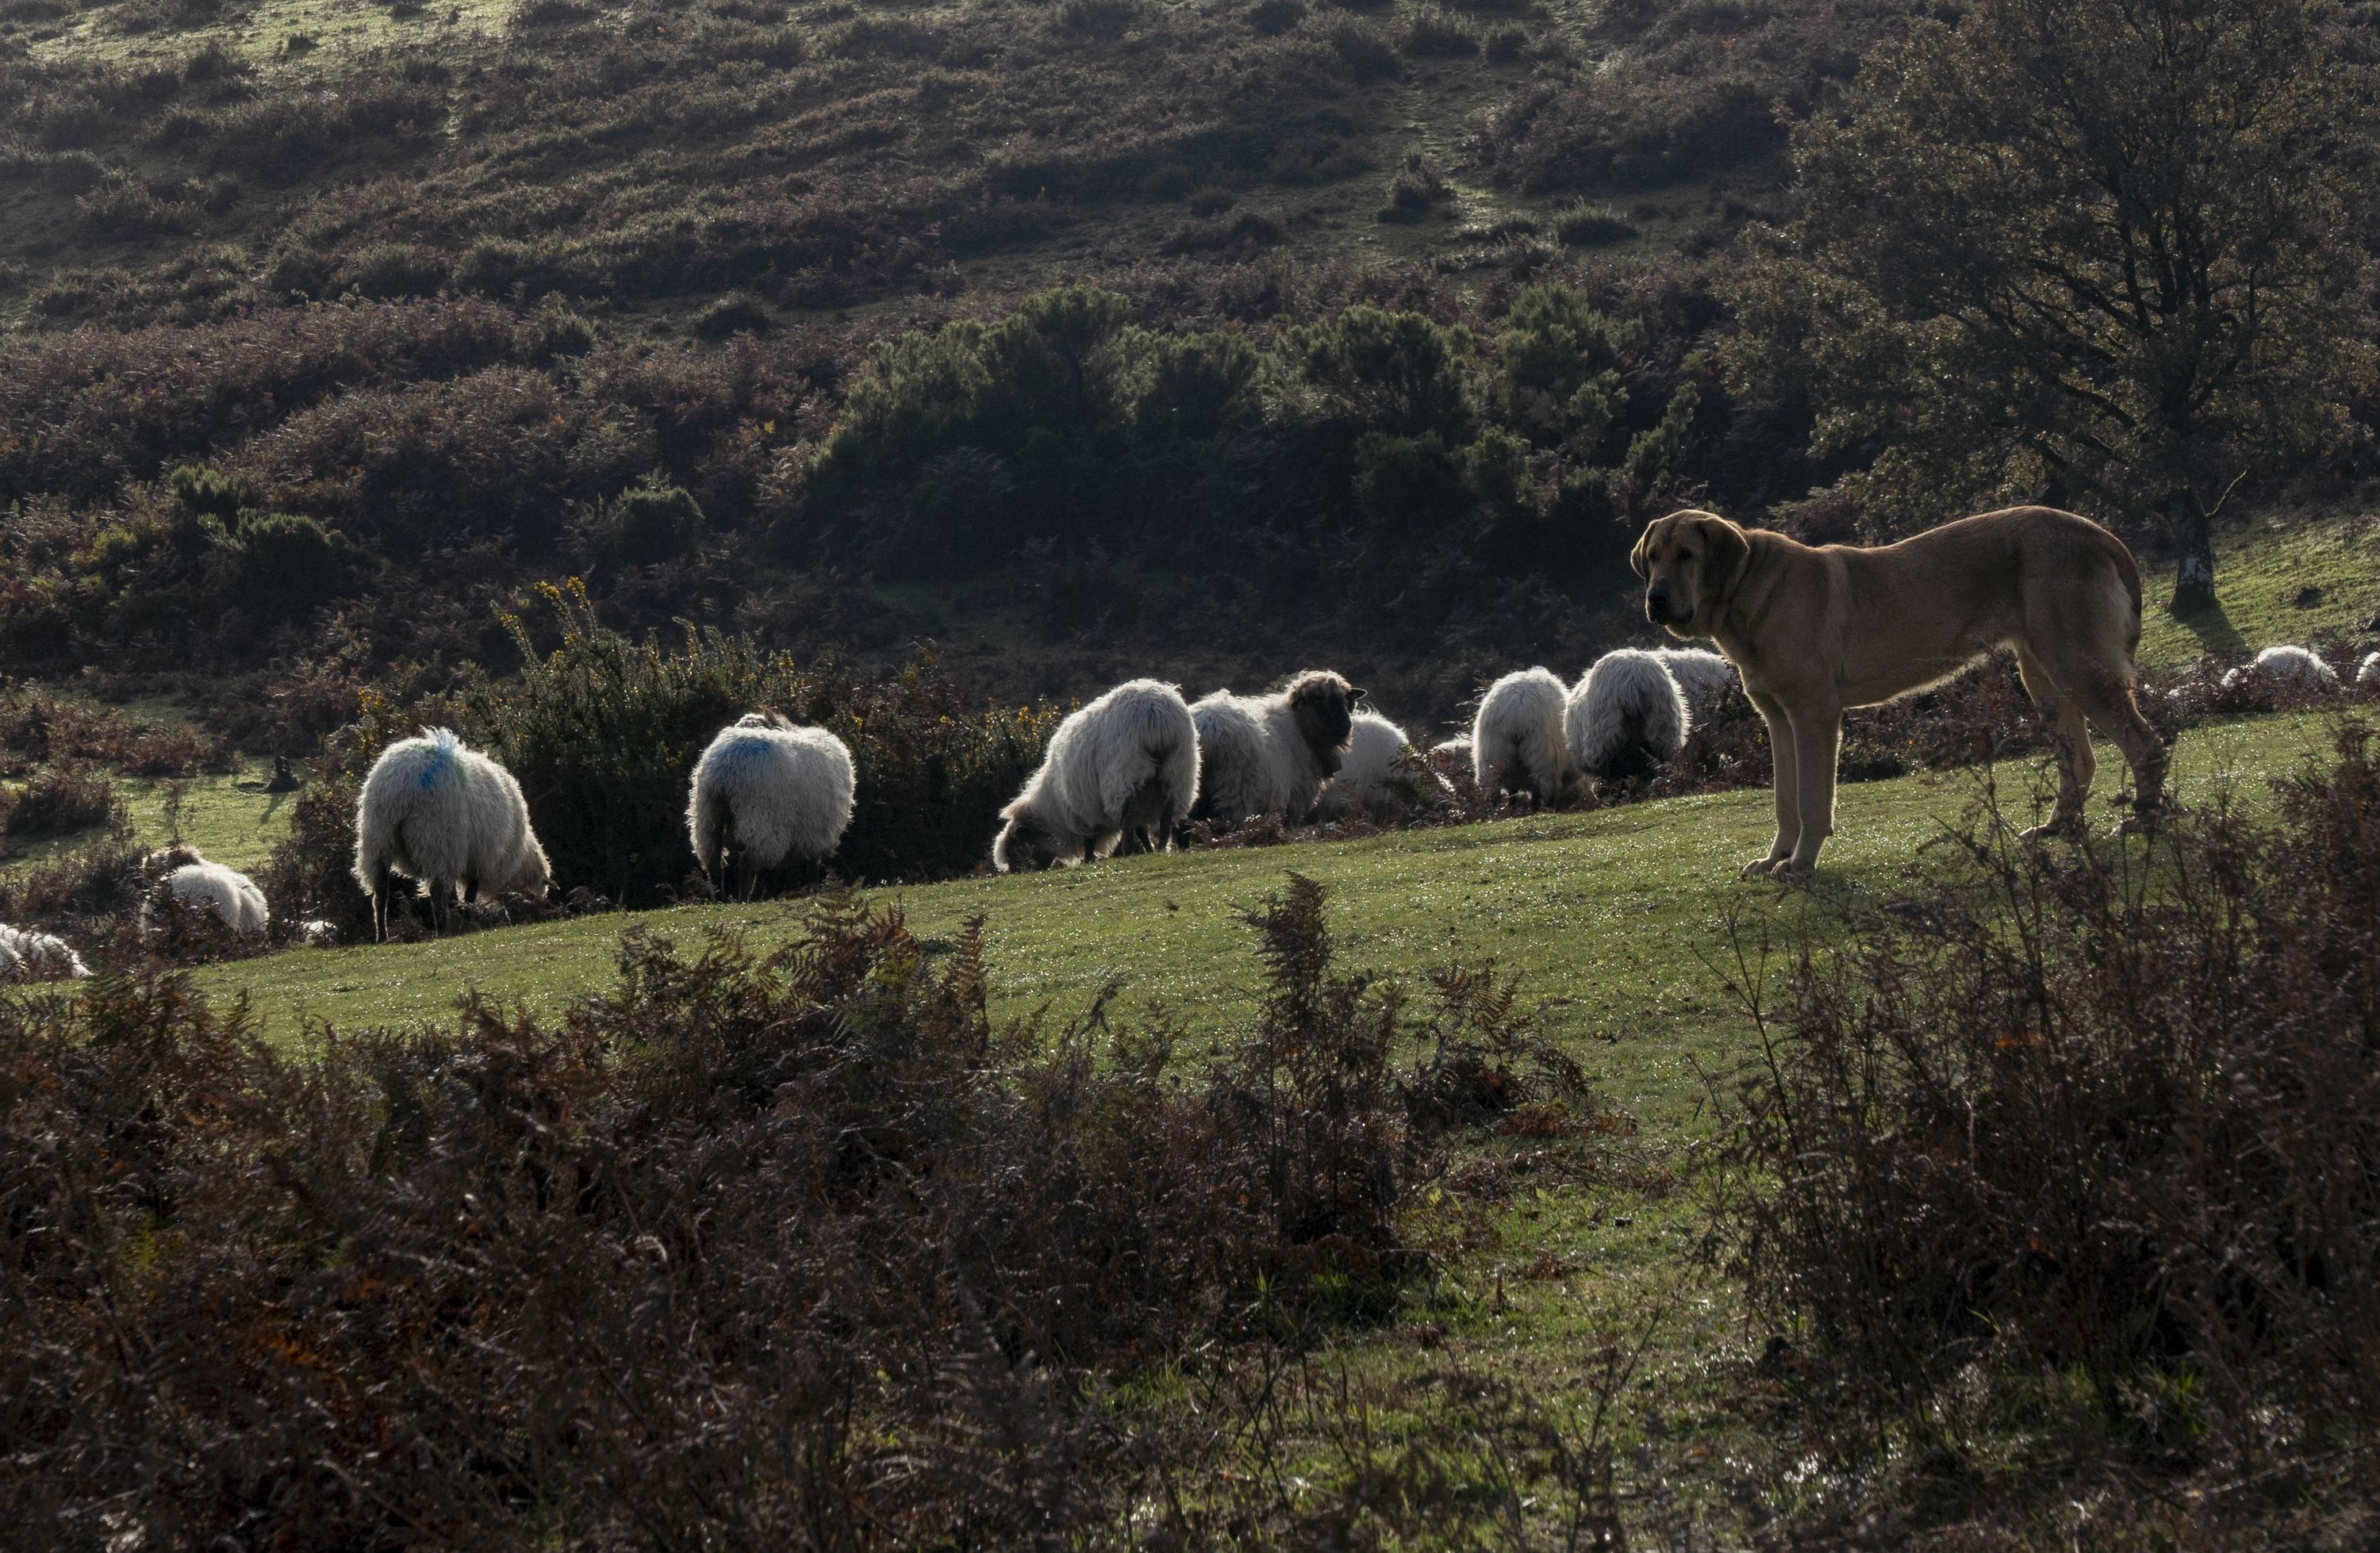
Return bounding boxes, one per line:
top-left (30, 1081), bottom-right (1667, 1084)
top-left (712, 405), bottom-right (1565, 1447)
top-left (1697, 512), bottom-right (1750, 597)
top-left (1348, 685), bottom-right (1366, 708)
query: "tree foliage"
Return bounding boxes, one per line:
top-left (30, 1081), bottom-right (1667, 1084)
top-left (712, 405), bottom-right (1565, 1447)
top-left (1726, 0), bottom-right (2375, 604)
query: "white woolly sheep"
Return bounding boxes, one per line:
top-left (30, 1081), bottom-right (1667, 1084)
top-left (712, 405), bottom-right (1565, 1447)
top-left (0, 923), bottom-right (90, 981)
top-left (1472, 667), bottom-right (1576, 808)
top-left (2360, 652), bottom-right (2380, 687)
top-left (353, 728), bottom-right (551, 944)
top-left (689, 712), bottom-right (858, 895)
top-left (295, 919), bottom-right (339, 947)
top-left (1189, 670), bottom-right (1365, 827)
top-left (1433, 735), bottom-right (1473, 762)
top-left (1566, 650), bottom-right (1691, 782)
top-left (138, 846), bottom-right (270, 939)
top-left (995, 679), bottom-right (1200, 871)
top-left (2221, 645), bottom-right (2339, 691)
top-left (1314, 709), bottom-right (1426, 822)
top-left (1649, 646), bottom-right (1738, 710)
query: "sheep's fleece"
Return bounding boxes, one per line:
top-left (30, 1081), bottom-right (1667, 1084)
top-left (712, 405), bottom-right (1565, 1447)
top-left (996, 679), bottom-right (1200, 870)
top-left (688, 712), bottom-right (858, 880)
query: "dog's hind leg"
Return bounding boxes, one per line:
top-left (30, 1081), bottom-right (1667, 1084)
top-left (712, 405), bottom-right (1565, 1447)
top-left (2015, 646), bottom-right (2094, 839)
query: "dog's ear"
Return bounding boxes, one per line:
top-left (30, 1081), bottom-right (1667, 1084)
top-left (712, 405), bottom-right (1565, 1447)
top-left (1629, 518), bottom-right (1661, 580)
top-left (1348, 685), bottom-right (1366, 709)
top-left (1696, 512), bottom-right (1750, 600)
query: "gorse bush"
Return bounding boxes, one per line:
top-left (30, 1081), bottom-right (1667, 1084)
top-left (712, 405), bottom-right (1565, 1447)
top-left (1719, 721), bottom-right (2380, 1497)
top-left (458, 580), bottom-right (1059, 904)
top-left (0, 875), bottom-right (1498, 1545)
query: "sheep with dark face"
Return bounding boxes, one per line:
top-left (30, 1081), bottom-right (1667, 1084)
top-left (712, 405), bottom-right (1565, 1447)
top-left (689, 712), bottom-right (858, 895)
top-left (139, 845), bottom-right (270, 940)
top-left (1189, 670), bottom-right (1365, 826)
top-left (0, 924), bottom-right (89, 981)
top-left (994, 679), bottom-right (1200, 872)
top-left (353, 728), bottom-right (551, 944)
top-left (1472, 667), bottom-right (1576, 808)
top-left (1567, 650), bottom-right (1691, 782)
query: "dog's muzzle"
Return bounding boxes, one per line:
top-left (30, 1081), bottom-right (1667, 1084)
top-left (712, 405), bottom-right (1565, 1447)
top-left (1645, 588), bottom-right (1687, 627)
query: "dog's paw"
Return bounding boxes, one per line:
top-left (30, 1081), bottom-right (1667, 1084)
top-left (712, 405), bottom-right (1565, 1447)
top-left (1740, 857), bottom-right (1785, 879)
top-left (2017, 819), bottom-right (2084, 845)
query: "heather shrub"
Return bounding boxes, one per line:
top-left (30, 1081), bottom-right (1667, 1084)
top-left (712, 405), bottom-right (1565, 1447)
top-left (1716, 722), bottom-right (2380, 1505)
top-left (0, 872), bottom-right (1484, 1546)
top-left (3, 761), bottom-right (119, 838)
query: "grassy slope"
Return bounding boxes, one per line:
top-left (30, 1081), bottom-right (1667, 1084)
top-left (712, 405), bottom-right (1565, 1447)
top-left (2138, 504), bottom-right (2380, 666)
top-left (203, 711), bottom-right (2344, 1072)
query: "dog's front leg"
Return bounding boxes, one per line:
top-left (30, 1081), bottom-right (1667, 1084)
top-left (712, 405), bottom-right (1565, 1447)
top-left (1746, 690), bottom-right (1800, 876)
top-left (1783, 703), bottom-right (1843, 873)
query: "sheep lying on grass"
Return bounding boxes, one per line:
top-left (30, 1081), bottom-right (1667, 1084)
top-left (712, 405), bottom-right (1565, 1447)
top-left (139, 846), bottom-right (269, 940)
top-left (1567, 650), bottom-right (1690, 782)
top-left (354, 728), bottom-right (551, 944)
top-left (1472, 667), bottom-right (1575, 808)
top-left (1649, 646), bottom-right (1737, 710)
top-left (1315, 709), bottom-right (1427, 821)
top-left (0, 923), bottom-right (89, 980)
top-left (2360, 652), bottom-right (2379, 687)
top-left (996, 680), bottom-right (1199, 871)
top-left (2222, 645), bottom-right (2338, 690)
top-left (689, 713), bottom-right (858, 895)
top-left (1190, 670), bottom-right (1364, 827)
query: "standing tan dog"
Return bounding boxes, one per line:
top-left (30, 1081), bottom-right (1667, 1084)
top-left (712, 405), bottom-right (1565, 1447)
top-left (1631, 507), bottom-right (2168, 875)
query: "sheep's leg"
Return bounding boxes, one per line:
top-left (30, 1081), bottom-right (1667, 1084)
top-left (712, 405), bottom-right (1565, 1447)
top-left (371, 862), bottom-right (394, 945)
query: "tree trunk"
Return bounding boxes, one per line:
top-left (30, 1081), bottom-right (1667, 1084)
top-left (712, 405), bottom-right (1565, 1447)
top-left (2165, 486), bottom-right (2216, 613)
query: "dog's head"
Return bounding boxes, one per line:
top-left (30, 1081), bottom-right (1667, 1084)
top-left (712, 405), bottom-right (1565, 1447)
top-left (1285, 671), bottom-right (1365, 775)
top-left (1630, 509), bottom-right (1749, 637)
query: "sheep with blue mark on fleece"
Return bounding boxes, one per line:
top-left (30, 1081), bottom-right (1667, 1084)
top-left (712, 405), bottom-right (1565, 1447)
top-left (688, 712), bottom-right (858, 894)
top-left (996, 679), bottom-right (1200, 871)
top-left (353, 728), bottom-right (551, 943)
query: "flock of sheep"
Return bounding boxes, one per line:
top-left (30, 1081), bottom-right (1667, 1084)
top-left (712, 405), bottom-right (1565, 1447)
top-left (0, 642), bottom-right (2371, 979)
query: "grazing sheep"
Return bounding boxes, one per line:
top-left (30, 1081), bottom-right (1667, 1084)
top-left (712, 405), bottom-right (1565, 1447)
top-left (1189, 670), bottom-right (1365, 826)
top-left (295, 919), bottom-right (339, 946)
top-left (689, 712), bottom-right (858, 895)
top-left (1433, 735), bottom-right (1474, 762)
top-left (353, 728), bottom-right (551, 944)
top-left (2221, 645), bottom-right (2338, 691)
top-left (0, 924), bottom-right (90, 981)
top-left (2362, 652), bottom-right (2380, 687)
top-left (996, 680), bottom-right (1200, 872)
top-left (1567, 650), bottom-right (1691, 781)
top-left (1649, 646), bottom-right (1738, 710)
top-left (139, 845), bottom-right (270, 938)
top-left (1472, 667), bottom-right (1576, 808)
top-left (1314, 709), bottom-right (1423, 821)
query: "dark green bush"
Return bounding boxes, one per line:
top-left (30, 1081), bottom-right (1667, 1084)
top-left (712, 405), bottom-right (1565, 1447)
top-left (1488, 282), bottom-right (1638, 451)
top-left (1554, 199), bottom-right (1640, 246)
top-left (1398, 6), bottom-right (1479, 56)
top-left (606, 481), bottom-right (707, 566)
top-left (230, 510), bottom-right (363, 600)
top-left (463, 581), bottom-right (1058, 904)
top-left (1291, 303), bottom-right (1476, 441)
